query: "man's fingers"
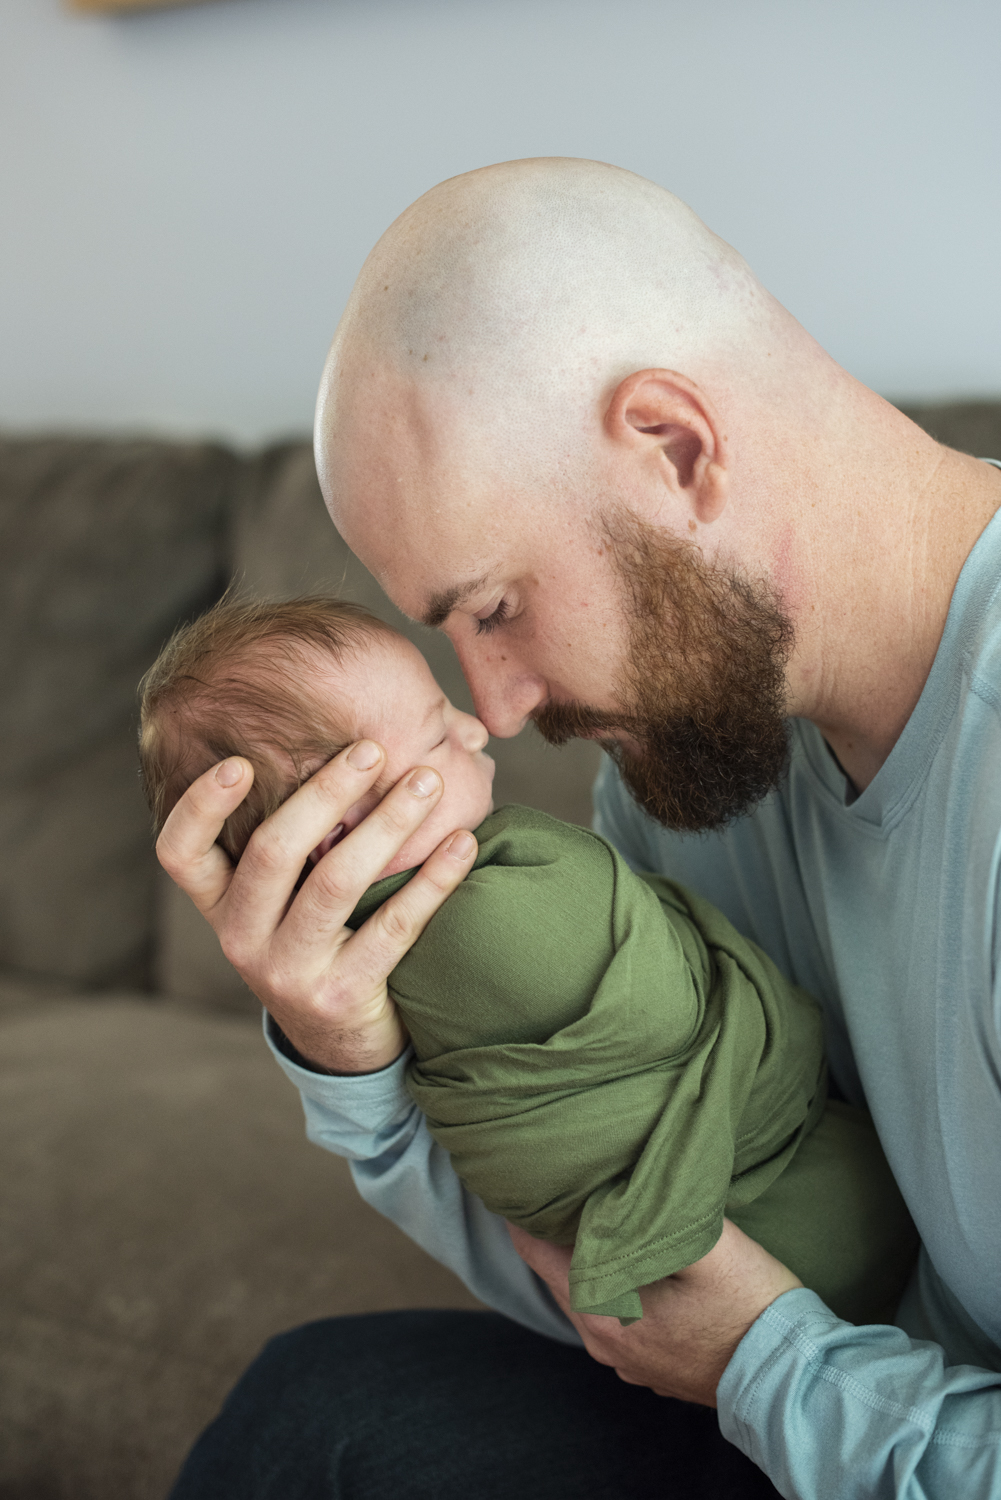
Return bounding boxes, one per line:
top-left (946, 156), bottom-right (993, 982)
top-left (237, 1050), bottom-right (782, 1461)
top-left (507, 1225), bottom-right (627, 1361)
top-left (294, 766), bottom-right (448, 937)
top-left (322, 826), bottom-right (479, 994)
top-left (256, 821), bottom-right (478, 1075)
top-left (507, 1222), bottom-right (568, 1277)
top-left (366, 825), bottom-right (478, 954)
top-left (507, 1225), bottom-right (575, 1308)
top-left (223, 742), bottom-right (396, 954)
top-left (155, 757), bottom-right (253, 916)
top-left (155, 744), bottom-right (480, 1078)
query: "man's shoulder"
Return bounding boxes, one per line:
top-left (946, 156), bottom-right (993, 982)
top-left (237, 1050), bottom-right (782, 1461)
top-left (954, 500), bottom-right (1001, 706)
top-left (964, 592), bottom-right (1001, 719)
top-left (946, 513), bottom-right (1001, 802)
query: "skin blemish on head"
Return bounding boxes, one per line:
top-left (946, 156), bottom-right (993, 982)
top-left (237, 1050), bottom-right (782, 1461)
top-left (688, 519), bottom-right (697, 533)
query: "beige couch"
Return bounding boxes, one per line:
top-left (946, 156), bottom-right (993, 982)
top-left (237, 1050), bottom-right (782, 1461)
top-left (1, 404), bottom-right (998, 1498)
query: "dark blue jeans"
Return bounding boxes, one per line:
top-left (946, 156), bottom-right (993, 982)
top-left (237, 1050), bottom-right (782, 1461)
top-left (169, 1310), bottom-right (781, 1499)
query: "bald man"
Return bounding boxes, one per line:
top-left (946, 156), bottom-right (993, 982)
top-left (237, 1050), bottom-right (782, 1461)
top-left (163, 160), bottom-right (1001, 1500)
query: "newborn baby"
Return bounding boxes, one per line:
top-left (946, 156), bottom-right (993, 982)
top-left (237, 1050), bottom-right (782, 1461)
top-left (140, 596), bottom-right (916, 1325)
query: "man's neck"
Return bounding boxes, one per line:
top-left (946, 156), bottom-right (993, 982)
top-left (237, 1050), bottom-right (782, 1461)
top-left (785, 410), bottom-right (1001, 794)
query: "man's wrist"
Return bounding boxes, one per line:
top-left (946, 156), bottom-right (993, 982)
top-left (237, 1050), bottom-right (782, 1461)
top-left (269, 1018), bottom-right (336, 1074)
top-left (268, 1014), bottom-right (407, 1076)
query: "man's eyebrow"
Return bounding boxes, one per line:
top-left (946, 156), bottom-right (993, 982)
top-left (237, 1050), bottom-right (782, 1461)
top-left (420, 575), bottom-right (490, 629)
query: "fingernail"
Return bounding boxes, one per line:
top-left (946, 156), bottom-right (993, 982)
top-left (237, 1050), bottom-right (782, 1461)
top-left (408, 767), bottom-right (440, 799)
top-left (348, 740), bottom-right (382, 770)
top-left (446, 831), bottom-right (476, 860)
top-left (215, 758), bottom-right (242, 787)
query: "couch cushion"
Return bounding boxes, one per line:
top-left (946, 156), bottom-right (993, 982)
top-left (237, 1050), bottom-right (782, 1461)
top-left (0, 438), bottom-right (236, 989)
top-left (153, 868), bottom-right (258, 1013)
top-left (896, 400), bottom-right (1001, 460)
top-left (0, 982), bottom-right (480, 1499)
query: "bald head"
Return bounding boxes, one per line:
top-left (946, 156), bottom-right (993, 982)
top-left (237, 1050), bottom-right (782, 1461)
top-left (310, 156), bottom-right (964, 806)
top-left (317, 159), bottom-right (797, 510)
top-left (313, 155), bottom-right (869, 696)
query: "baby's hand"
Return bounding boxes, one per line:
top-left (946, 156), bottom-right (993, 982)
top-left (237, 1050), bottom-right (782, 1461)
top-left (155, 740), bottom-right (477, 1073)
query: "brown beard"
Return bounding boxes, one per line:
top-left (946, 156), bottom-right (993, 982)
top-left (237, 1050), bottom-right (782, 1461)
top-left (533, 512), bottom-right (794, 833)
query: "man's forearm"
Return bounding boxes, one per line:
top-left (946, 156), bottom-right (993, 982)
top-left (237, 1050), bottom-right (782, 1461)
top-left (264, 1012), bottom-right (581, 1346)
top-left (719, 1289), bottom-right (1001, 1499)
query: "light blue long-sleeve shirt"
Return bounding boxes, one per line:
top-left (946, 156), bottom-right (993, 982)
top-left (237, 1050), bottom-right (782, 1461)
top-left (267, 464), bottom-right (1001, 1498)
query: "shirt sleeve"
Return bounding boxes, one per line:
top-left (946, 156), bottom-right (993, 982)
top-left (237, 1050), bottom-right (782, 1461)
top-left (718, 1290), bottom-right (1001, 1498)
top-left (263, 1011), bottom-right (581, 1347)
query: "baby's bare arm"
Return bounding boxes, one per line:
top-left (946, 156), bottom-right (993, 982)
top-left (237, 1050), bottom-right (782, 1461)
top-left (156, 739), bottom-right (476, 1073)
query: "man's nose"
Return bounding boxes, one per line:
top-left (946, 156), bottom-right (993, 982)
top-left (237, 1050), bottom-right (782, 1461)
top-left (456, 646), bottom-right (548, 739)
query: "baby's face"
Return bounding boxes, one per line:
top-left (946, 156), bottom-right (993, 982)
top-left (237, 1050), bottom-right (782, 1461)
top-left (311, 633), bottom-right (496, 879)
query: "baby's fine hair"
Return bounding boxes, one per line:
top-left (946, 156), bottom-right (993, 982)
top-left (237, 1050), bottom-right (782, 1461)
top-left (139, 595), bottom-right (396, 860)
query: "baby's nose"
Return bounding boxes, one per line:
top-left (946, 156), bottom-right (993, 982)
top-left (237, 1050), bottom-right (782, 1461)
top-left (460, 712), bottom-right (490, 753)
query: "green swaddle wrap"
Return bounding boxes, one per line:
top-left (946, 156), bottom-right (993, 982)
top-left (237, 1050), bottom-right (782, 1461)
top-left (349, 805), bottom-right (916, 1324)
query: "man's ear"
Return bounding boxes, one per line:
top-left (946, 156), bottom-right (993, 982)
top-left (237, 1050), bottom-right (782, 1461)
top-left (604, 369), bottom-right (729, 524)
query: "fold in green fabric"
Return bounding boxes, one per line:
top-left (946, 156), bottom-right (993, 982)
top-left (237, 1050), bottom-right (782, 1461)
top-left (349, 805), bottom-right (916, 1324)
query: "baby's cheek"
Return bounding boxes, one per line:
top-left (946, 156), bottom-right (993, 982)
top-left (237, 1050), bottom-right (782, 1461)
top-left (342, 783), bottom-right (387, 831)
top-left (310, 824), bottom-right (347, 863)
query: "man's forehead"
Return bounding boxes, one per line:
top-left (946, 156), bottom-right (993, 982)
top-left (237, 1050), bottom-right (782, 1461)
top-left (374, 539), bottom-right (501, 627)
top-left (326, 362), bottom-right (483, 499)
top-left (323, 381), bottom-right (568, 620)
top-left (332, 467), bottom-right (512, 620)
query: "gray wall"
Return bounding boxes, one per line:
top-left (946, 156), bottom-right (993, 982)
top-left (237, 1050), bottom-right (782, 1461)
top-left (2, 0), bottom-right (999, 443)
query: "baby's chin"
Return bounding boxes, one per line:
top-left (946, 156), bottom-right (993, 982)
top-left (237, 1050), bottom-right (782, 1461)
top-left (466, 791), bottom-right (494, 833)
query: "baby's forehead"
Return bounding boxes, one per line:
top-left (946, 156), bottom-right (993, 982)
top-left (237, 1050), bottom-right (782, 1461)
top-left (298, 628), bottom-right (426, 708)
top-left (303, 626), bottom-right (415, 677)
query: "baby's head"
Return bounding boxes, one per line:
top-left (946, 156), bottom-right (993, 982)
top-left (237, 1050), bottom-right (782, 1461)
top-left (139, 596), bottom-right (494, 878)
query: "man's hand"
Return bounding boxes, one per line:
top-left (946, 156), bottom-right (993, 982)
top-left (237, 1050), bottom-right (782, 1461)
top-left (155, 740), bottom-right (477, 1074)
top-left (509, 1219), bottom-right (801, 1407)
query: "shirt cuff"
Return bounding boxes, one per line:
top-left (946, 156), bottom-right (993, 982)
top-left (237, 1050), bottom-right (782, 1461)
top-left (717, 1287), bottom-right (840, 1458)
